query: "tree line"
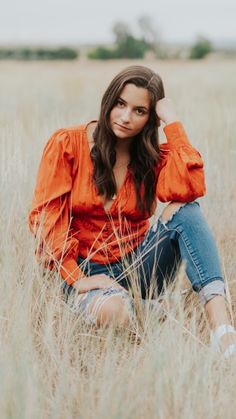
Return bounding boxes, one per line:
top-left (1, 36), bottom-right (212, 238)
top-left (0, 47), bottom-right (78, 60)
top-left (0, 17), bottom-right (214, 61)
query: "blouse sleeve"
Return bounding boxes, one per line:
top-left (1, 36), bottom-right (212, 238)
top-left (156, 121), bottom-right (206, 202)
top-left (29, 128), bottom-right (85, 285)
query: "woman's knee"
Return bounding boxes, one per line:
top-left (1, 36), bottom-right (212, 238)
top-left (160, 201), bottom-right (186, 223)
top-left (87, 294), bottom-right (130, 327)
top-left (160, 201), bottom-right (200, 224)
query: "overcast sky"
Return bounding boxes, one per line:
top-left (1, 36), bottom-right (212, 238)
top-left (1, 0), bottom-right (236, 45)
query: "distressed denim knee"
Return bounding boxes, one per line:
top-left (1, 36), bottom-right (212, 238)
top-left (158, 201), bottom-right (226, 305)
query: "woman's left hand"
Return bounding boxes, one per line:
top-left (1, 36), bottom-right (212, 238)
top-left (155, 98), bottom-right (179, 125)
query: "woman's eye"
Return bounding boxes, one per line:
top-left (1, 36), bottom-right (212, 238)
top-left (117, 100), bottom-right (124, 107)
top-left (136, 109), bottom-right (145, 115)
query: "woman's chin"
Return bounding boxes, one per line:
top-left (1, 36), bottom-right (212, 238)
top-left (112, 128), bottom-right (132, 140)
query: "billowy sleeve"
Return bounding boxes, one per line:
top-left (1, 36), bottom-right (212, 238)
top-left (29, 128), bottom-right (84, 285)
top-left (156, 122), bottom-right (206, 202)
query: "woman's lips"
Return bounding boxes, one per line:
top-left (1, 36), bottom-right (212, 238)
top-left (115, 123), bottom-right (131, 131)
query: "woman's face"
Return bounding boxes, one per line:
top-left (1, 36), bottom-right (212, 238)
top-left (109, 83), bottom-right (151, 140)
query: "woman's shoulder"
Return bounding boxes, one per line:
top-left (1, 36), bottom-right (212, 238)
top-left (46, 122), bottom-right (91, 150)
top-left (53, 123), bottom-right (86, 141)
top-left (43, 120), bottom-right (97, 161)
top-left (66, 120), bottom-right (97, 135)
top-left (65, 123), bottom-right (87, 135)
top-left (56, 120), bottom-right (97, 145)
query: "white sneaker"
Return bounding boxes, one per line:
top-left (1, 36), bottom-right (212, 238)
top-left (210, 324), bottom-right (236, 359)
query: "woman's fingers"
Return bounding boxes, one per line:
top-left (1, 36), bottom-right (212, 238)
top-left (97, 274), bottom-right (124, 290)
top-left (71, 274), bottom-right (124, 295)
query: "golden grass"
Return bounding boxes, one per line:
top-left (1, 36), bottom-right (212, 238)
top-left (0, 58), bottom-right (236, 418)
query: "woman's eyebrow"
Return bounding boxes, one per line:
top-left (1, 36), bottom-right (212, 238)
top-left (118, 96), bottom-right (149, 111)
top-left (118, 96), bottom-right (126, 103)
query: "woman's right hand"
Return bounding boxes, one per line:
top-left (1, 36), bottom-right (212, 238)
top-left (71, 274), bottom-right (125, 294)
top-left (155, 98), bottom-right (179, 125)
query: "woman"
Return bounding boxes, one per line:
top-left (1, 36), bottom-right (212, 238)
top-left (29, 65), bottom-right (236, 358)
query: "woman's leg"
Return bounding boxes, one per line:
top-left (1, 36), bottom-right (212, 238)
top-left (62, 201), bottom-right (236, 351)
top-left (62, 281), bottom-right (134, 328)
top-left (158, 201), bottom-right (225, 304)
top-left (157, 200), bottom-right (236, 354)
top-left (62, 227), bottom-right (181, 328)
top-left (61, 260), bottom-right (135, 328)
top-left (120, 218), bottom-right (181, 299)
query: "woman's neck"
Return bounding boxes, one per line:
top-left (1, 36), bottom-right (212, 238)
top-left (115, 137), bottom-right (133, 156)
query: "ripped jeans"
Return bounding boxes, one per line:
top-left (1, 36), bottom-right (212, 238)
top-left (62, 201), bottom-right (225, 325)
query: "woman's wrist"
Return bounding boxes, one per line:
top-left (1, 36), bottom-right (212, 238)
top-left (163, 116), bottom-right (179, 125)
top-left (71, 276), bottom-right (87, 290)
top-left (155, 98), bottom-right (179, 126)
top-left (72, 275), bottom-right (98, 294)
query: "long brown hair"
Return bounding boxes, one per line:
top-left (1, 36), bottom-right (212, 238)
top-left (90, 65), bottom-right (165, 216)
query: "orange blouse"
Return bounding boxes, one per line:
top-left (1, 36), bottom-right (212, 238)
top-left (29, 121), bottom-right (206, 285)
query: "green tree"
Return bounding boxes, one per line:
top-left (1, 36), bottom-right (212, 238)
top-left (190, 36), bottom-right (213, 59)
top-left (88, 20), bottom-right (151, 60)
top-left (0, 47), bottom-right (78, 61)
top-left (114, 35), bottom-right (148, 59)
top-left (88, 47), bottom-right (114, 60)
top-left (0, 49), bottom-right (14, 59)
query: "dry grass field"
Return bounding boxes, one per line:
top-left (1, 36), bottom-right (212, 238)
top-left (0, 58), bottom-right (236, 418)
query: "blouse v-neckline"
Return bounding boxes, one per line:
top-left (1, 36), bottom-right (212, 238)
top-left (83, 121), bottom-right (130, 214)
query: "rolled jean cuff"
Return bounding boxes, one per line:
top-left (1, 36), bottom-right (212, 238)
top-left (198, 279), bottom-right (226, 306)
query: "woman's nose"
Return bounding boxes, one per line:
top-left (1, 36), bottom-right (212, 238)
top-left (120, 108), bottom-right (131, 123)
